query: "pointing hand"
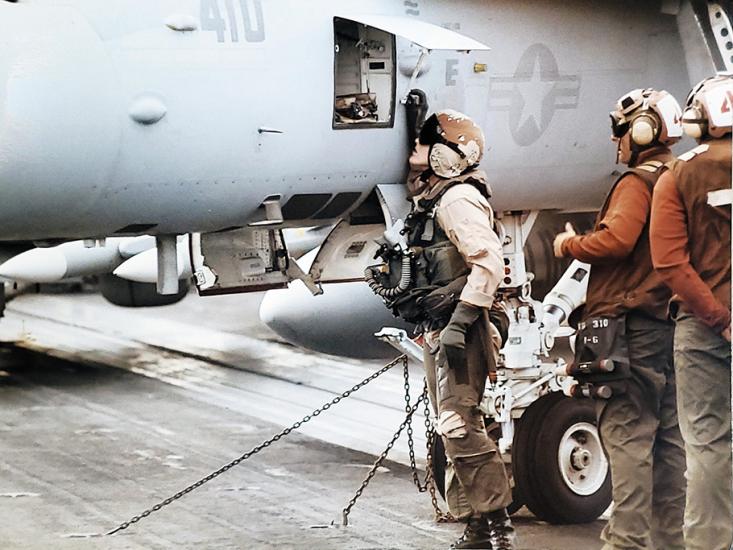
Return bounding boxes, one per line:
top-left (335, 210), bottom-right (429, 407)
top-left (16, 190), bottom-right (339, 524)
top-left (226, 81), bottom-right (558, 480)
top-left (553, 222), bottom-right (577, 258)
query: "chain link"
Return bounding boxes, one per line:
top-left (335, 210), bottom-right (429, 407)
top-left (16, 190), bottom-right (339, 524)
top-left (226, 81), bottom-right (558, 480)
top-left (340, 359), bottom-right (455, 525)
top-left (341, 381), bottom-right (427, 525)
top-left (106, 354), bottom-right (408, 536)
top-left (423, 396), bottom-right (455, 523)
top-left (404, 365), bottom-right (428, 493)
top-left (411, 375), bottom-right (454, 522)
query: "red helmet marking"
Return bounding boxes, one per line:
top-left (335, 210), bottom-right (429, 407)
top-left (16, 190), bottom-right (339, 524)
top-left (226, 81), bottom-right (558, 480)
top-left (722, 92), bottom-right (732, 114)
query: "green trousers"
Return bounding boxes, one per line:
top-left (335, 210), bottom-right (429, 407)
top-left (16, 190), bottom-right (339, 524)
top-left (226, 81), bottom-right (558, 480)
top-left (674, 313), bottom-right (732, 550)
top-left (424, 314), bottom-right (511, 519)
top-left (598, 315), bottom-right (686, 550)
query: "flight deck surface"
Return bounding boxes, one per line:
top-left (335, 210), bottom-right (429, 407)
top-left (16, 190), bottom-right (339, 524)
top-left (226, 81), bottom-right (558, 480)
top-left (0, 292), bottom-right (604, 549)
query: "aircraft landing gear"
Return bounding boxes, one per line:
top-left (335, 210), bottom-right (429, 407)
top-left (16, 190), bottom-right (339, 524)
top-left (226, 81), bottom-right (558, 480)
top-left (430, 393), bottom-right (611, 523)
top-left (512, 393), bottom-right (611, 523)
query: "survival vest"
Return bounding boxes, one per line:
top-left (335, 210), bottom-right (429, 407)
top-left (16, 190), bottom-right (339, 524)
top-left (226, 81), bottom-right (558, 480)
top-left (667, 138), bottom-right (731, 316)
top-left (572, 152), bottom-right (675, 402)
top-left (583, 151), bottom-right (674, 321)
top-left (386, 171), bottom-right (492, 330)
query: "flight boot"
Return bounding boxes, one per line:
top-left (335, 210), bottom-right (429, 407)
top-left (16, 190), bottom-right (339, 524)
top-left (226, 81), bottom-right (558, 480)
top-left (449, 509), bottom-right (518, 550)
top-left (450, 516), bottom-right (492, 549)
top-left (485, 509), bottom-right (517, 550)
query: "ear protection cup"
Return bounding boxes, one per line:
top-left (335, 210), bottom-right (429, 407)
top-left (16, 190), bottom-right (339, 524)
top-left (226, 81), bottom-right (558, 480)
top-left (429, 143), bottom-right (465, 178)
top-left (630, 113), bottom-right (660, 146)
top-left (681, 106), bottom-right (706, 139)
top-left (682, 121), bottom-right (704, 139)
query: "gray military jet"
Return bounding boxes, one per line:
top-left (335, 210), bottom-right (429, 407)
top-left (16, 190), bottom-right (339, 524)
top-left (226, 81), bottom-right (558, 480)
top-left (0, 0), bottom-right (730, 526)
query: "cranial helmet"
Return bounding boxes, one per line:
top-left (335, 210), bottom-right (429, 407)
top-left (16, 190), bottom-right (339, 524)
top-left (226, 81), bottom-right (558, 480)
top-left (418, 109), bottom-right (485, 178)
top-left (610, 88), bottom-right (683, 148)
top-left (682, 74), bottom-right (733, 140)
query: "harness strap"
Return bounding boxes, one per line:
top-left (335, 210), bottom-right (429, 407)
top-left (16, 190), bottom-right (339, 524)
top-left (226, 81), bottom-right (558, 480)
top-left (635, 160), bottom-right (664, 173)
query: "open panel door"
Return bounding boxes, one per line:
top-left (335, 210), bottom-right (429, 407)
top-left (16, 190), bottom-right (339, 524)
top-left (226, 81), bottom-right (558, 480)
top-left (333, 14), bottom-right (490, 128)
top-left (336, 14), bottom-right (491, 51)
top-left (307, 221), bottom-right (383, 284)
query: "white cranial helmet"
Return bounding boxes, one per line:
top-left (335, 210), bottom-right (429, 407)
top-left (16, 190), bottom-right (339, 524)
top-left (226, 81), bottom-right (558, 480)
top-left (610, 88), bottom-right (683, 147)
top-left (682, 74), bottom-right (733, 140)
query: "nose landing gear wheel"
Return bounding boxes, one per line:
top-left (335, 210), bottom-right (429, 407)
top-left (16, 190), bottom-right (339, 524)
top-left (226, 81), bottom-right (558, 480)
top-left (430, 393), bottom-right (611, 523)
top-left (513, 394), bottom-right (612, 524)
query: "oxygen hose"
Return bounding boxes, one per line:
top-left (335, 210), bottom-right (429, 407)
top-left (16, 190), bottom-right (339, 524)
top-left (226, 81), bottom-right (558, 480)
top-left (364, 254), bottom-right (412, 300)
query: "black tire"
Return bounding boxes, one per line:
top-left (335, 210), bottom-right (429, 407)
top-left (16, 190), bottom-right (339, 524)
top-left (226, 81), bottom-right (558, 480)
top-left (506, 486), bottom-right (524, 516)
top-left (521, 396), bottom-right (612, 524)
top-left (99, 274), bottom-right (189, 307)
top-left (430, 427), bottom-right (523, 515)
top-left (431, 434), bottom-right (446, 499)
top-left (511, 392), bottom-right (565, 517)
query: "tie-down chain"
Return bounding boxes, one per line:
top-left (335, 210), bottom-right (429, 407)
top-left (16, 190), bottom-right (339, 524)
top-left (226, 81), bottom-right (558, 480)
top-left (341, 357), bottom-right (454, 525)
top-left (105, 353), bottom-right (451, 536)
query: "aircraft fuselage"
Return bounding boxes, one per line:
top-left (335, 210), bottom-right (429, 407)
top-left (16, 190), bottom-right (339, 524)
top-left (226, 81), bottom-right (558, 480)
top-left (0, 0), bottom-right (697, 241)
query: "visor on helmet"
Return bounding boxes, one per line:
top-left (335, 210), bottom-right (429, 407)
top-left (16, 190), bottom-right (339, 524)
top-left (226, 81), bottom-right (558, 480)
top-left (419, 113), bottom-right (468, 159)
top-left (610, 113), bottom-right (629, 138)
top-left (418, 114), bottom-right (440, 145)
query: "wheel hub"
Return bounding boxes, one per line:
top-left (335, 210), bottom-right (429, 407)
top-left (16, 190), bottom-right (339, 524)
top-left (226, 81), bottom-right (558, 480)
top-left (557, 421), bottom-right (608, 496)
top-left (570, 447), bottom-right (592, 470)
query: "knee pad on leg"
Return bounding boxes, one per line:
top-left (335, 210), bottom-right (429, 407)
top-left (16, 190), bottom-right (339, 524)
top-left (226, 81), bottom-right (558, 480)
top-left (439, 410), bottom-right (468, 439)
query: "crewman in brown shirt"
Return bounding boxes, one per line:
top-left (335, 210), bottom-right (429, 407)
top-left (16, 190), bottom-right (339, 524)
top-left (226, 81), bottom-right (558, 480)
top-left (650, 74), bottom-right (733, 550)
top-left (554, 89), bottom-right (687, 550)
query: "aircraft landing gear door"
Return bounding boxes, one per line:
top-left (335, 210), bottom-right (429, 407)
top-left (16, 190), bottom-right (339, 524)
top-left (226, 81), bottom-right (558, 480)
top-left (332, 15), bottom-right (491, 129)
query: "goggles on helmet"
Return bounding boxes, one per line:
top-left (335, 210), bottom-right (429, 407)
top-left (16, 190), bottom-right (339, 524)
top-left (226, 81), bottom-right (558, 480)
top-left (684, 79), bottom-right (707, 110)
top-left (609, 113), bottom-right (629, 138)
top-left (609, 88), bottom-right (650, 138)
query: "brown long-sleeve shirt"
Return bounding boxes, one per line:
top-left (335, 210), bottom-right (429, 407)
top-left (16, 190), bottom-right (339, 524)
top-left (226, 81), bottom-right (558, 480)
top-left (650, 170), bottom-right (731, 332)
top-left (561, 174), bottom-right (651, 263)
top-left (560, 162), bottom-right (672, 321)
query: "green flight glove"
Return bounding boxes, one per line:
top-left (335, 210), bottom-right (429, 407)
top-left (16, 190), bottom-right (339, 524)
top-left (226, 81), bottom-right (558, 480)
top-left (440, 301), bottom-right (482, 371)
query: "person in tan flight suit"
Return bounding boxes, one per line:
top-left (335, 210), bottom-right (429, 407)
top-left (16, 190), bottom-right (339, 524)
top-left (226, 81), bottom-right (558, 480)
top-left (553, 89), bottom-right (687, 550)
top-left (650, 74), bottom-right (733, 550)
top-left (367, 110), bottom-right (515, 550)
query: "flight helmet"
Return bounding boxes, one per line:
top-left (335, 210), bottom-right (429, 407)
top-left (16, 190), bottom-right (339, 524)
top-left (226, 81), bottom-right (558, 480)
top-left (418, 109), bottom-right (485, 178)
top-left (681, 74), bottom-right (733, 139)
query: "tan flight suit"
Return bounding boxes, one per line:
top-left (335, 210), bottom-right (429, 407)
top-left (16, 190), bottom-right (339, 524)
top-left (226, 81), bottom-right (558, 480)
top-left (413, 174), bottom-right (512, 519)
top-left (560, 150), bottom-right (686, 550)
top-left (651, 138), bottom-right (732, 550)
